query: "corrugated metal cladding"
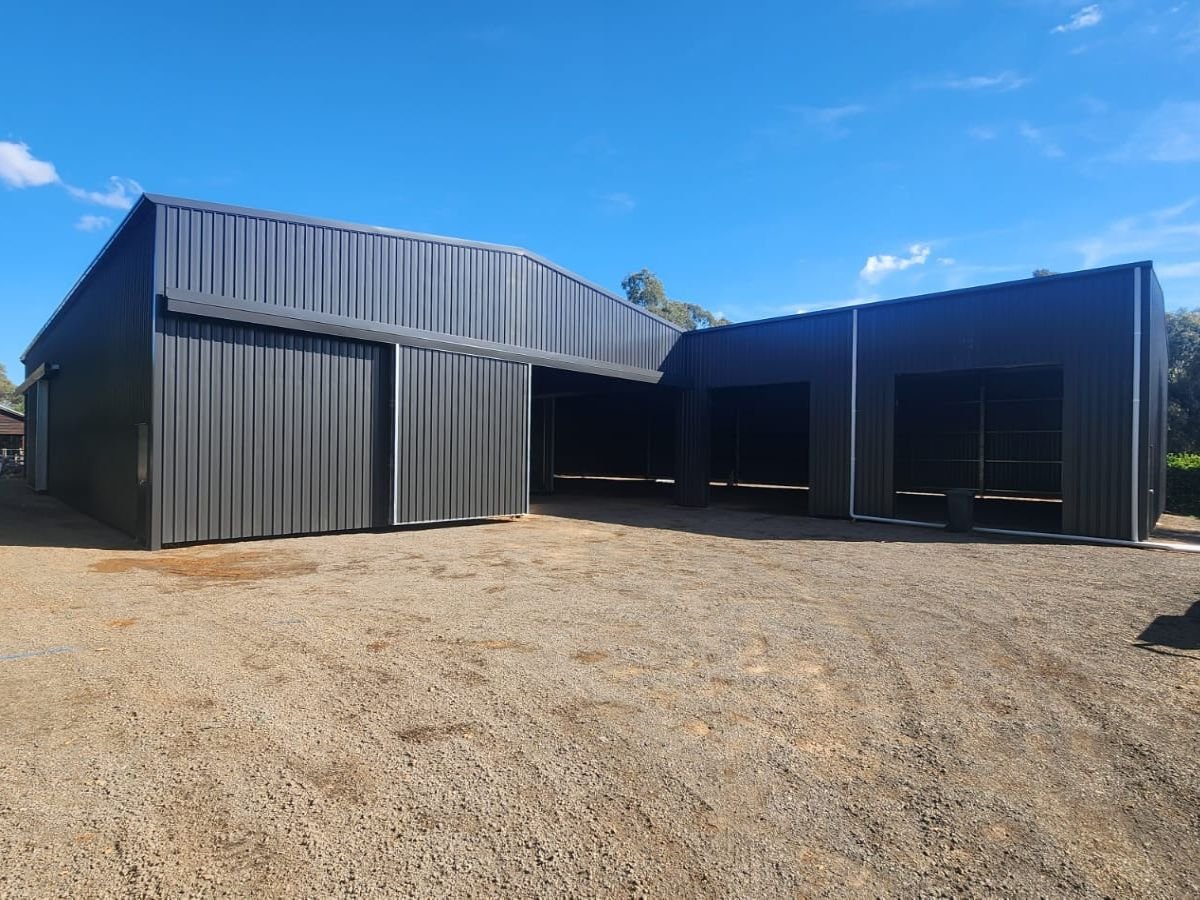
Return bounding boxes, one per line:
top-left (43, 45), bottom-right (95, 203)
top-left (21, 191), bottom-right (1166, 548)
top-left (673, 339), bottom-right (710, 507)
top-left (21, 203), bottom-right (155, 541)
top-left (393, 346), bottom-right (529, 524)
top-left (855, 267), bottom-right (1139, 540)
top-left (684, 311), bottom-right (853, 517)
top-left (154, 316), bottom-right (388, 545)
top-left (154, 198), bottom-right (680, 373)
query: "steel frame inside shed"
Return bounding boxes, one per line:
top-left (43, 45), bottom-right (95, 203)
top-left (21, 195), bottom-right (1167, 548)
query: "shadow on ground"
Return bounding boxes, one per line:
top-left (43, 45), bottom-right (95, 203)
top-left (536, 484), bottom-right (1074, 548)
top-left (7, 470), bottom-right (1200, 555)
top-left (0, 478), bottom-right (138, 551)
top-left (1136, 601), bottom-right (1200, 657)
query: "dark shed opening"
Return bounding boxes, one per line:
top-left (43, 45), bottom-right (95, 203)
top-left (709, 382), bottom-right (810, 514)
top-left (530, 367), bottom-right (677, 503)
top-left (893, 365), bottom-right (1064, 531)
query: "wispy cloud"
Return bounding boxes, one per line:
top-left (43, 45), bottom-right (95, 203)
top-left (788, 104), bottom-right (868, 139)
top-left (1113, 101), bottom-right (1200, 163)
top-left (65, 176), bottom-right (143, 210)
top-left (1073, 198), bottom-right (1200, 267)
top-left (0, 140), bottom-right (141, 214)
top-left (75, 214), bottom-right (112, 232)
top-left (600, 191), bottom-right (636, 215)
top-left (0, 141), bottom-right (59, 188)
top-left (1018, 122), bottom-right (1065, 158)
top-left (748, 104), bottom-right (869, 156)
top-left (1159, 260), bottom-right (1200, 278)
top-left (924, 71), bottom-right (1031, 92)
top-left (968, 126), bottom-right (999, 141)
top-left (1180, 13), bottom-right (1200, 54)
top-left (1052, 4), bottom-right (1103, 33)
top-left (572, 133), bottom-right (616, 158)
top-left (860, 243), bottom-right (932, 283)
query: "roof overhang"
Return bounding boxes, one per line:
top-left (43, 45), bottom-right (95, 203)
top-left (16, 363), bottom-right (59, 394)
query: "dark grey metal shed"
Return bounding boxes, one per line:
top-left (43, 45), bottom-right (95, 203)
top-left (21, 195), bottom-right (1167, 548)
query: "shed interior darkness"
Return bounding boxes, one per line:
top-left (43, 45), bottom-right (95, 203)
top-left (709, 383), bottom-right (810, 515)
top-left (530, 367), bottom-right (677, 501)
top-left (893, 365), bottom-right (1064, 531)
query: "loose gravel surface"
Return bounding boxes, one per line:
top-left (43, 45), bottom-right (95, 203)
top-left (1, 479), bottom-right (1199, 898)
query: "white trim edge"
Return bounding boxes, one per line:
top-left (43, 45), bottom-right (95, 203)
top-left (849, 308), bottom-right (859, 517)
top-left (1131, 267), bottom-right (1142, 542)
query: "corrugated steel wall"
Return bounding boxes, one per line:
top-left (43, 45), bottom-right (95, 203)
top-left (682, 311), bottom-right (853, 516)
top-left (155, 200), bottom-right (679, 372)
top-left (855, 268), bottom-right (1136, 539)
top-left (22, 193), bottom-right (1159, 546)
top-left (674, 339), bottom-right (710, 507)
top-left (22, 202), bottom-right (155, 541)
top-left (154, 316), bottom-right (388, 545)
top-left (393, 346), bottom-right (529, 524)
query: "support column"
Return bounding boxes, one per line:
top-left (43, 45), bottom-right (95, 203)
top-left (674, 387), bottom-right (710, 507)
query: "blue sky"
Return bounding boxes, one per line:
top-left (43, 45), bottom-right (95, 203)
top-left (2, 0), bottom-right (1198, 377)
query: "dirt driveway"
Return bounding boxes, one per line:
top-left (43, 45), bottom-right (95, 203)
top-left (1, 480), bottom-right (1198, 898)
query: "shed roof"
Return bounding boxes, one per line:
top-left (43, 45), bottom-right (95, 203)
top-left (22, 192), bottom-right (1156, 364)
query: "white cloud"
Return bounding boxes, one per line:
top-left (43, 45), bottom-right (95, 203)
top-left (0, 141), bottom-right (59, 188)
top-left (860, 244), bottom-right (932, 283)
top-left (937, 257), bottom-right (957, 266)
top-left (0, 140), bottom-right (141, 212)
top-left (1113, 101), bottom-right (1200, 163)
top-left (790, 104), bottom-right (868, 138)
top-left (930, 72), bottom-right (1030, 92)
top-left (1018, 122), bottom-right (1065, 158)
top-left (75, 214), bottom-right (112, 232)
top-left (1052, 4), bottom-right (1103, 33)
top-left (968, 126), bottom-right (998, 141)
top-left (65, 176), bottom-right (143, 210)
top-left (600, 191), bottom-right (635, 214)
top-left (1159, 260), bottom-right (1200, 278)
top-left (1073, 198), bottom-right (1200, 267)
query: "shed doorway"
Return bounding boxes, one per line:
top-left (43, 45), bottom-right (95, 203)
top-left (892, 366), bottom-right (1064, 531)
top-left (709, 382), bottom-right (810, 514)
top-left (530, 367), bottom-right (677, 504)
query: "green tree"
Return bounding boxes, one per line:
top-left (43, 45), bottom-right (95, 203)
top-left (0, 363), bottom-right (23, 413)
top-left (621, 269), bottom-right (730, 331)
top-left (1168, 309), bottom-right (1200, 453)
top-left (1032, 268), bottom-right (1058, 277)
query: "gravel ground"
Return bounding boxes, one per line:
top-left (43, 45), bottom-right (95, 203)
top-left (1, 479), bottom-right (1199, 898)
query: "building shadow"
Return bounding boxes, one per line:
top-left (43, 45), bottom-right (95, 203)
top-left (0, 478), bottom-right (139, 551)
top-left (533, 482), bottom-right (1077, 547)
top-left (1135, 601), bottom-right (1200, 657)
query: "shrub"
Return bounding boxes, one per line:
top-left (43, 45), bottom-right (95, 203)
top-left (1166, 453), bottom-right (1200, 516)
